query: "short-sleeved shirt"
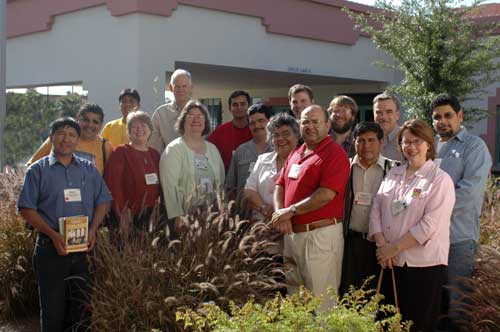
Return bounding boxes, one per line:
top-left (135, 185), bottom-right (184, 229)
top-left (381, 126), bottom-right (404, 161)
top-left (207, 121), bottom-right (252, 170)
top-left (18, 153), bottom-right (112, 230)
top-left (276, 136), bottom-right (350, 224)
top-left (245, 151), bottom-right (279, 206)
top-left (148, 101), bottom-right (181, 153)
top-left (101, 117), bottom-right (129, 147)
top-left (225, 140), bottom-right (273, 194)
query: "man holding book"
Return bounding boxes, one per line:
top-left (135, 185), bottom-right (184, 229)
top-left (18, 117), bottom-right (112, 332)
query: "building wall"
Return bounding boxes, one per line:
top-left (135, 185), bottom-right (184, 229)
top-left (7, 4), bottom-right (398, 121)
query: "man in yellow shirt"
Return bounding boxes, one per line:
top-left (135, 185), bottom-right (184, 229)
top-left (26, 104), bottom-right (113, 175)
top-left (101, 88), bottom-right (141, 147)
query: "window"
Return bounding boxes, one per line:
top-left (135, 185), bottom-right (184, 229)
top-left (200, 98), bottom-right (222, 132)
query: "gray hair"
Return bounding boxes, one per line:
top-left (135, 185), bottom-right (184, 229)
top-left (170, 69), bottom-right (192, 85)
top-left (373, 91), bottom-right (401, 112)
top-left (126, 111), bottom-right (153, 134)
top-left (266, 113), bottom-right (300, 142)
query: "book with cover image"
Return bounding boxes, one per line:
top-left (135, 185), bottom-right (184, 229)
top-left (58, 215), bottom-right (89, 253)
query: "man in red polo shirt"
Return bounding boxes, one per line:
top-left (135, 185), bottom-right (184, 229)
top-left (272, 105), bottom-right (350, 310)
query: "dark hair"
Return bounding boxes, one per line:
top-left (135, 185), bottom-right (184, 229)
top-left (247, 103), bottom-right (273, 119)
top-left (50, 117), bottom-right (81, 136)
top-left (228, 90), bottom-right (251, 107)
top-left (430, 93), bottom-right (461, 114)
top-left (175, 100), bottom-right (212, 136)
top-left (373, 91), bottom-right (401, 112)
top-left (352, 122), bottom-right (383, 141)
top-left (266, 113), bottom-right (300, 142)
top-left (77, 103), bottom-right (104, 123)
top-left (118, 88), bottom-right (141, 104)
top-left (397, 119), bottom-right (436, 160)
top-left (288, 84), bottom-right (314, 102)
top-left (328, 95), bottom-right (359, 117)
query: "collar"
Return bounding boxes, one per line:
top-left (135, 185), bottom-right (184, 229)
top-left (260, 151), bottom-right (278, 165)
top-left (392, 159), bottom-right (434, 178)
top-left (298, 135), bottom-right (333, 156)
top-left (385, 126), bottom-right (399, 143)
top-left (49, 152), bottom-right (81, 166)
top-left (352, 154), bottom-right (386, 171)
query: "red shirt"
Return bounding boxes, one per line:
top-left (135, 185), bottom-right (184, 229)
top-left (104, 144), bottom-right (161, 216)
top-left (207, 121), bottom-right (252, 170)
top-left (276, 136), bottom-right (350, 224)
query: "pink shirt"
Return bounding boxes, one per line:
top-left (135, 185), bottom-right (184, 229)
top-left (369, 160), bottom-right (455, 267)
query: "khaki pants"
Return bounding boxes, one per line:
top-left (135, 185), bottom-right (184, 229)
top-left (283, 223), bottom-right (344, 311)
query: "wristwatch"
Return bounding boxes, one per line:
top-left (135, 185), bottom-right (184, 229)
top-left (290, 204), bottom-right (297, 216)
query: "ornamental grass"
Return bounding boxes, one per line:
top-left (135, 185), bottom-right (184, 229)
top-left (89, 200), bottom-right (285, 332)
top-left (0, 168), bottom-right (38, 321)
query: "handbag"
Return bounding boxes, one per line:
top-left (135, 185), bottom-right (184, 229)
top-left (376, 267), bottom-right (399, 310)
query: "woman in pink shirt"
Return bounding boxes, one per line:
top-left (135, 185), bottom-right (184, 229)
top-left (369, 119), bottom-right (455, 332)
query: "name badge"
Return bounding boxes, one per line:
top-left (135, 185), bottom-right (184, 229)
top-left (354, 192), bottom-right (372, 206)
top-left (288, 164), bottom-right (302, 179)
top-left (194, 158), bottom-right (209, 170)
top-left (145, 173), bottom-right (159, 185)
top-left (200, 177), bottom-right (213, 193)
top-left (64, 189), bottom-right (82, 202)
top-left (248, 162), bottom-right (256, 173)
top-left (391, 200), bottom-right (407, 216)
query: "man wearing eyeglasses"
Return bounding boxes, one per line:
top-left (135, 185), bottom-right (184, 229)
top-left (26, 103), bottom-right (113, 175)
top-left (431, 94), bottom-right (492, 332)
top-left (328, 95), bottom-right (358, 158)
top-left (225, 103), bottom-right (273, 199)
top-left (272, 105), bottom-right (350, 310)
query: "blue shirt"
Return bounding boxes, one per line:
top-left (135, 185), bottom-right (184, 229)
top-left (436, 128), bottom-right (492, 244)
top-left (18, 153), bottom-right (112, 230)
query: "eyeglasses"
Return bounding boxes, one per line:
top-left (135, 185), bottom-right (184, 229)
top-left (249, 118), bottom-right (268, 126)
top-left (300, 120), bottom-right (326, 128)
top-left (401, 138), bottom-right (425, 147)
top-left (186, 114), bottom-right (204, 119)
top-left (272, 131), bottom-right (292, 140)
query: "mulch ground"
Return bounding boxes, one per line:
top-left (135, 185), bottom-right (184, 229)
top-left (0, 317), bottom-right (39, 332)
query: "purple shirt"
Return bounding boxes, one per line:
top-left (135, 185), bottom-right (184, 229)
top-left (369, 160), bottom-right (455, 267)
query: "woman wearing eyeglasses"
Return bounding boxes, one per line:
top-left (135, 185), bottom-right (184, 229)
top-left (160, 100), bottom-right (224, 234)
top-left (243, 113), bottom-right (299, 220)
top-left (369, 119), bottom-right (455, 332)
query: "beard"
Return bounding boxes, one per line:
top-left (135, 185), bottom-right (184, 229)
top-left (437, 127), bottom-right (454, 139)
top-left (332, 119), bottom-right (354, 134)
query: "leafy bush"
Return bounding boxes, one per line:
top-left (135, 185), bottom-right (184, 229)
top-left (0, 168), bottom-right (38, 321)
top-left (480, 177), bottom-right (500, 251)
top-left (177, 285), bottom-right (411, 332)
top-left (90, 201), bottom-right (285, 331)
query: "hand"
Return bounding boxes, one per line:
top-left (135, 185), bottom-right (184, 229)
top-left (376, 243), bottom-right (400, 262)
top-left (271, 208), bottom-right (292, 225)
top-left (87, 227), bottom-right (97, 252)
top-left (273, 218), bottom-right (293, 235)
top-left (50, 233), bottom-right (68, 256)
top-left (259, 204), bottom-right (274, 219)
top-left (378, 257), bottom-right (394, 269)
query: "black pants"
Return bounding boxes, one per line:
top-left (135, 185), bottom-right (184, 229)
top-left (33, 235), bottom-right (91, 332)
top-left (339, 231), bottom-right (378, 295)
top-left (380, 264), bottom-right (447, 332)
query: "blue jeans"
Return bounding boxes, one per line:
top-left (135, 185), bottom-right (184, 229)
top-left (443, 240), bottom-right (478, 331)
top-left (33, 235), bottom-right (92, 332)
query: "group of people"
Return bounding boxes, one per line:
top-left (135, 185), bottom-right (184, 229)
top-left (17, 68), bottom-right (492, 332)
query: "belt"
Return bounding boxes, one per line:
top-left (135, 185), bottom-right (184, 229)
top-left (292, 218), bottom-right (342, 233)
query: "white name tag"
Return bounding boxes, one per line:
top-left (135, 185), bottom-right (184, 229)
top-left (248, 162), bottom-right (256, 173)
top-left (194, 158), bottom-right (209, 170)
top-left (288, 164), bottom-right (302, 179)
top-left (200, 177), bottom-right (213, 193)
top-left (354, 192), bottom-right (372, 206)
top-left (391, 200), bottom-right (407, 216)
top-left (64, 189), bottom-right (82, 202)
top-left (145, 173), bottom-right (159, 185)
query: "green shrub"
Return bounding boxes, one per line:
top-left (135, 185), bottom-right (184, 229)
top-left (177, 285), bottom-right (411, 332)
top-left (0, 168), bottom-right (38, 321)
top-left (90, 201), bottom-right (285, 331)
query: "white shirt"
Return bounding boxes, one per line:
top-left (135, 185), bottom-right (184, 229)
top-left (244, 151), bottom-right (279, 206)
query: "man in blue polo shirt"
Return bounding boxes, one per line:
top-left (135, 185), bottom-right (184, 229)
top-left (18, 117), bottom-right (112, 332)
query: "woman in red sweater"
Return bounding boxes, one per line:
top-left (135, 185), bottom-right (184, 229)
top-left (104, 111), bottom-right (161, 229)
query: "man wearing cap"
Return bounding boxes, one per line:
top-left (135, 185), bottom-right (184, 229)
top-left (272, 105), bottom-right (350, 310)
